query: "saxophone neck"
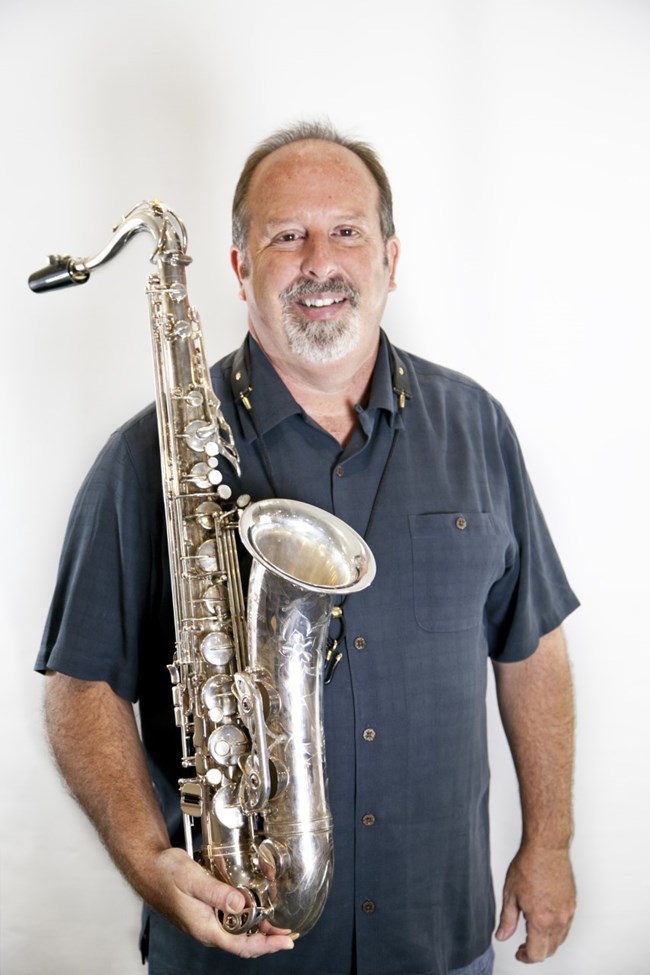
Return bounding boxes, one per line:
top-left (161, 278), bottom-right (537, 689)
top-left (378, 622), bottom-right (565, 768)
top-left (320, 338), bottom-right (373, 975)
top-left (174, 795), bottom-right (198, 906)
top-left (28, 201), bottom-right (190, 292)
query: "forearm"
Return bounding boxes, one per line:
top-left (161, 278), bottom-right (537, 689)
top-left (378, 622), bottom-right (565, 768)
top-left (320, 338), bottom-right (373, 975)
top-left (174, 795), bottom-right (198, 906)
top-left (44, 672), bottom-right (171, 905)
top-left (493, 626), bottom-right (577, 961)
top-left (493, 626), bottom-right (575, 850)
top-left (44, 671), bottom-right (296, 956)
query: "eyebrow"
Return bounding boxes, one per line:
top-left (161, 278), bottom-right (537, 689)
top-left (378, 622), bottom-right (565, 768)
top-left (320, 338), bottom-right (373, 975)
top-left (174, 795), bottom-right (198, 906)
top-left (262, 213), bottom-right (371, 232)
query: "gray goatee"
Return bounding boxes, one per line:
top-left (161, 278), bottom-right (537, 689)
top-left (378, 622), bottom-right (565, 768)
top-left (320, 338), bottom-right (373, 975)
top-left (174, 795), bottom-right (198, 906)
top-left (279, 278), bottom-right (361, 363)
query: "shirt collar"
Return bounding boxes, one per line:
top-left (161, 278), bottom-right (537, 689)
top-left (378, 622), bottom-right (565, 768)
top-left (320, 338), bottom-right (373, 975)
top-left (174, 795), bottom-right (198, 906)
top-left (239, 336), bottom-right (301, 440)
top-left (232, 330), bottom-right (403, 443)
top-left (366, 331), bottom-right (399, 417)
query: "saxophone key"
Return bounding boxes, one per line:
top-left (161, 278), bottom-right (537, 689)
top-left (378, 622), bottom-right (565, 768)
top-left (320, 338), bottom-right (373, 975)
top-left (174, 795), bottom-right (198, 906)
top-left (208, 724), bottom-right (248, 767)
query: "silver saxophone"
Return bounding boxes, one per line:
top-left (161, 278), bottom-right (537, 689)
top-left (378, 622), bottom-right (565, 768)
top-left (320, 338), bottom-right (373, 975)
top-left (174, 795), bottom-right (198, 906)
top-left (29, 201), bottom-right (376, 935)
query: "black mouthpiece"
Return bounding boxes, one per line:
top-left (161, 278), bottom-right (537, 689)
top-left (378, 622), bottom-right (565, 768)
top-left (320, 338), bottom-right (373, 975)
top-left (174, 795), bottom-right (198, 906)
top-left (28, 256), bottom-right (89, 293)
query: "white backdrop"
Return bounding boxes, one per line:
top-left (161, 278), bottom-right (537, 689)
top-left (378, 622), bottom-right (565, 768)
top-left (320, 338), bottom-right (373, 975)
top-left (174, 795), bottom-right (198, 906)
top-left (1, 1), bottom-right (648, 973)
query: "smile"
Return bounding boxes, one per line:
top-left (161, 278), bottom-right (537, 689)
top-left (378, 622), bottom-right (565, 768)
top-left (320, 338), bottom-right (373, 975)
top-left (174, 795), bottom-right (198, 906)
top-left (298, 296), bottom-right (346, 308)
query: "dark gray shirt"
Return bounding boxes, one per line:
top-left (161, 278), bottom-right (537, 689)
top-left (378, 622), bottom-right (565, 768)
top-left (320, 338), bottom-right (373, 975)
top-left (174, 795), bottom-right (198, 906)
top-left (37, 333), bottom-right (579, 975)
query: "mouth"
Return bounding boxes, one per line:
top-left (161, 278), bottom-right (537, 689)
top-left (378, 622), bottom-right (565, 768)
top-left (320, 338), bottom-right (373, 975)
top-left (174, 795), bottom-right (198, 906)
top-left (282, 278), bottom-right (359, 322)
top-left (293, 293), bottom-right (348, 320)
top-left (297, 293), bottom-right (347, 309)
top-left (298, 296), bottom-right (346, 308)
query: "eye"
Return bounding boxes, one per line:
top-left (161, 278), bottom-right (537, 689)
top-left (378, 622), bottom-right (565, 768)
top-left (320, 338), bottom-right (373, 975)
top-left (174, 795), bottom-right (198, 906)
top-left (334, 227), bottom-right (360, 238)
top-left (271, 230), bottom-right (304, 245)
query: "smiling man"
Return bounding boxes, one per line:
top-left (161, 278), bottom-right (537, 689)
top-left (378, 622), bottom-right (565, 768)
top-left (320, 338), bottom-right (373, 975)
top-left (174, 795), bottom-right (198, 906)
top-left (230, 136), bottom-right (400, 446)
top-left (38, 121), bottom-right (579, 975)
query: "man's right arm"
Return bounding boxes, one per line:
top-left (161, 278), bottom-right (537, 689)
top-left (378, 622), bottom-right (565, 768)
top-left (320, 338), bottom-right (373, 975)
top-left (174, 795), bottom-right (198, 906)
top-left (44, 672), bottom-right (296, 958)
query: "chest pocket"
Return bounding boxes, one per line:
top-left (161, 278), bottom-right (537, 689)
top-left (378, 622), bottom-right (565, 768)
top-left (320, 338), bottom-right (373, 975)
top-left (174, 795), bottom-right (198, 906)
top-left (409, 512), bottom-right (508, 632)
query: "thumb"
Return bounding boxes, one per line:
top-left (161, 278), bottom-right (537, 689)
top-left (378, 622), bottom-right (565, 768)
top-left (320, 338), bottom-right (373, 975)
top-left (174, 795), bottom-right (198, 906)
top-left (186, 864), bottom-right (247, 915)
top-left (495, 890), bottom-right (520, 942)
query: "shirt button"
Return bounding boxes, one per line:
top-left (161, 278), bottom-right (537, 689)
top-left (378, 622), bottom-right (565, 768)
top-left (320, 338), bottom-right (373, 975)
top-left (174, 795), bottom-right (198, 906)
top-left (361, 813), bottom-right (376, 826)
top-left (354, 636), bottom-right (367, 650)
top-left (361, 900), bottom-right (376, 914)
top-left (455, 515), bottom-right (467, 530)
top-left (335, 466), bottom-right (345, 477)
top-left (362, 728), bottom-right (376, 742)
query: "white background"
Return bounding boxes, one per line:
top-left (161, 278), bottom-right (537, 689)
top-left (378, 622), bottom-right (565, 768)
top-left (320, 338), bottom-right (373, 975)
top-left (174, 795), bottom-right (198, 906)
top-left (1, 1), bottom-right (648, 973)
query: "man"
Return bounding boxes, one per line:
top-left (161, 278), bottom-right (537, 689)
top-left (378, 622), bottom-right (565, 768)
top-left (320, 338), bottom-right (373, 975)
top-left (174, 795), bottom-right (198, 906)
top-left (37, 121), bottom-right (578, 975)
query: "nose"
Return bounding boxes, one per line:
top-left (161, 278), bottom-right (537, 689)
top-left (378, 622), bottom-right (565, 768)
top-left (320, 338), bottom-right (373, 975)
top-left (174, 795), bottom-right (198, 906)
top-left (300, 232), bottom-right (337, 280)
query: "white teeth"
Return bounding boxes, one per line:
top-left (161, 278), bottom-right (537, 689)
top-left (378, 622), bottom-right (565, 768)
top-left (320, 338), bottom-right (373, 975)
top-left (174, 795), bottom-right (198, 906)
top-left (301, 297), bottom-right (344, 307)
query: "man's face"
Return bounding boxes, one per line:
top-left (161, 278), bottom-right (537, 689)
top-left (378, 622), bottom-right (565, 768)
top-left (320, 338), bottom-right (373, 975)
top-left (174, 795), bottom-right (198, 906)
top-left (231, 140), bottom-right (399, 371)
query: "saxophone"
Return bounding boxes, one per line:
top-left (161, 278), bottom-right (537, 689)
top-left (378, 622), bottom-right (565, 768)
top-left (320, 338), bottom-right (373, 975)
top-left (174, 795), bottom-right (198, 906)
top-left (29, 201), bottom-right (376, 935)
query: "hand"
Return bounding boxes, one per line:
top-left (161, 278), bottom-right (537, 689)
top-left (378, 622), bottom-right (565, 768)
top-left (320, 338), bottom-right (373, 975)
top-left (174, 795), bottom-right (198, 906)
top-left (495, 844), bottom-right (576, 964)
top-left (149, 848), bottom-right (297, 958)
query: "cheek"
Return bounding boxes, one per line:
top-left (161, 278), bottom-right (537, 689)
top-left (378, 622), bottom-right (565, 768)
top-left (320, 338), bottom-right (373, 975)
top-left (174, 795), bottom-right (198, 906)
top-left (244, 274), bottom-right (288, 325)
top-left (364, 266), bottom-right (392, 300)
top-left (251, 262), bottom-right (290, 298)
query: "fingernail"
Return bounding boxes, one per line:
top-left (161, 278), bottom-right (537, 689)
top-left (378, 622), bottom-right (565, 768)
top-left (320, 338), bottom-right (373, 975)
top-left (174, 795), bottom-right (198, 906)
top-left (226, 892), bottom-right (245, 912)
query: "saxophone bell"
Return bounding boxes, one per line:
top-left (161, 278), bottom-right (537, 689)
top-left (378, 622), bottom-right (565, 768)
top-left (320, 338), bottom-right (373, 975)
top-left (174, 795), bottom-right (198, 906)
top-left (239, 499), bottom-right (375, 595)
top-left (231, 499), bottom-right (375, 933)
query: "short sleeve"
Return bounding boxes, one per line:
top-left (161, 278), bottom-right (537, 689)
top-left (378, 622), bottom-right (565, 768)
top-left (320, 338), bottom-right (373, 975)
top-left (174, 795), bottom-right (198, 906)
top-left (485, 410), bottom-right (579, 662)
top-left (35, 408), bottom-right (169, 701)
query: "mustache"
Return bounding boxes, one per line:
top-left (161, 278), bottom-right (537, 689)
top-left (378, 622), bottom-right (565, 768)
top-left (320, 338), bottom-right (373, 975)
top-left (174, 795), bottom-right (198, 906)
top-left (280, 277), bottom-right (360, 306)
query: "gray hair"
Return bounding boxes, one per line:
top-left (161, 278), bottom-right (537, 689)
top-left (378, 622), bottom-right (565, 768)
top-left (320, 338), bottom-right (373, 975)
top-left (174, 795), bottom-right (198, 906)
top-left (232, 120), bottom-right (395, 253)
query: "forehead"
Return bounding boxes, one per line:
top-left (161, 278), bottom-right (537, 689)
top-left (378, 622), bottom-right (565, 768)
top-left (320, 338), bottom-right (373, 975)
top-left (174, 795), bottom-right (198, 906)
top-left (246, 140), bottom-right (381, 225)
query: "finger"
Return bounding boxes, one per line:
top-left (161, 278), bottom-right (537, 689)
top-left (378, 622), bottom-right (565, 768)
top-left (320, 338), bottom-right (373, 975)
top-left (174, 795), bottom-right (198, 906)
top-left (226, 930), bottom-right (297, 959)
top-left (517, 917), bottom-right (562, 964)
top-left (520, 918), bottom-right (572, 963)
top-left (515, 942), bottom-right (531, 964)
top-left (515, 936), bottom-right (551, 965)
top-left (495, 892), bottom-right (520, 942)
top-left (258, 918), bottom-right (296, 936)
top-left (183, 864), bottom-right (247, 916)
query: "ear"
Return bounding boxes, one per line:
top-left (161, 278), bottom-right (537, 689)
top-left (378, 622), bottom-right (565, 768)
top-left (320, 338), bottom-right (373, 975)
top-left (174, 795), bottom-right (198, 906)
top-left (386, 236), bottom-right (400, 292)
top-left (230, 246), bottom-right (248, 301)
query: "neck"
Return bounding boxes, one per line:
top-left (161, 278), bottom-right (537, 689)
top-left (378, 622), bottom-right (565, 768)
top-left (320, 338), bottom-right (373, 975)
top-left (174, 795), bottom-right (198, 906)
top-left (261, 340), bottom-right (379, 446)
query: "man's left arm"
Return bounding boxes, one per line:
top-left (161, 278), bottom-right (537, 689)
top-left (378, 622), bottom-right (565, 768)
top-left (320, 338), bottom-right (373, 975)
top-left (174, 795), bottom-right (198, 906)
top-left (492, 625), bottom-right (576, 964)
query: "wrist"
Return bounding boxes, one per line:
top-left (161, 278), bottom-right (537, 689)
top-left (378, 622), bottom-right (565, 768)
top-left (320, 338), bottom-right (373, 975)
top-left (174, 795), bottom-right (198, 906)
top-left (520, 816), bottom-right (574, 852)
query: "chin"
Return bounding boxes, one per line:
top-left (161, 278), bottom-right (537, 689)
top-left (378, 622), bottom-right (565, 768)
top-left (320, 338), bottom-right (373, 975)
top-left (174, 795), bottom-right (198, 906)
top-left (286, 319), bottom-right (361, 364)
